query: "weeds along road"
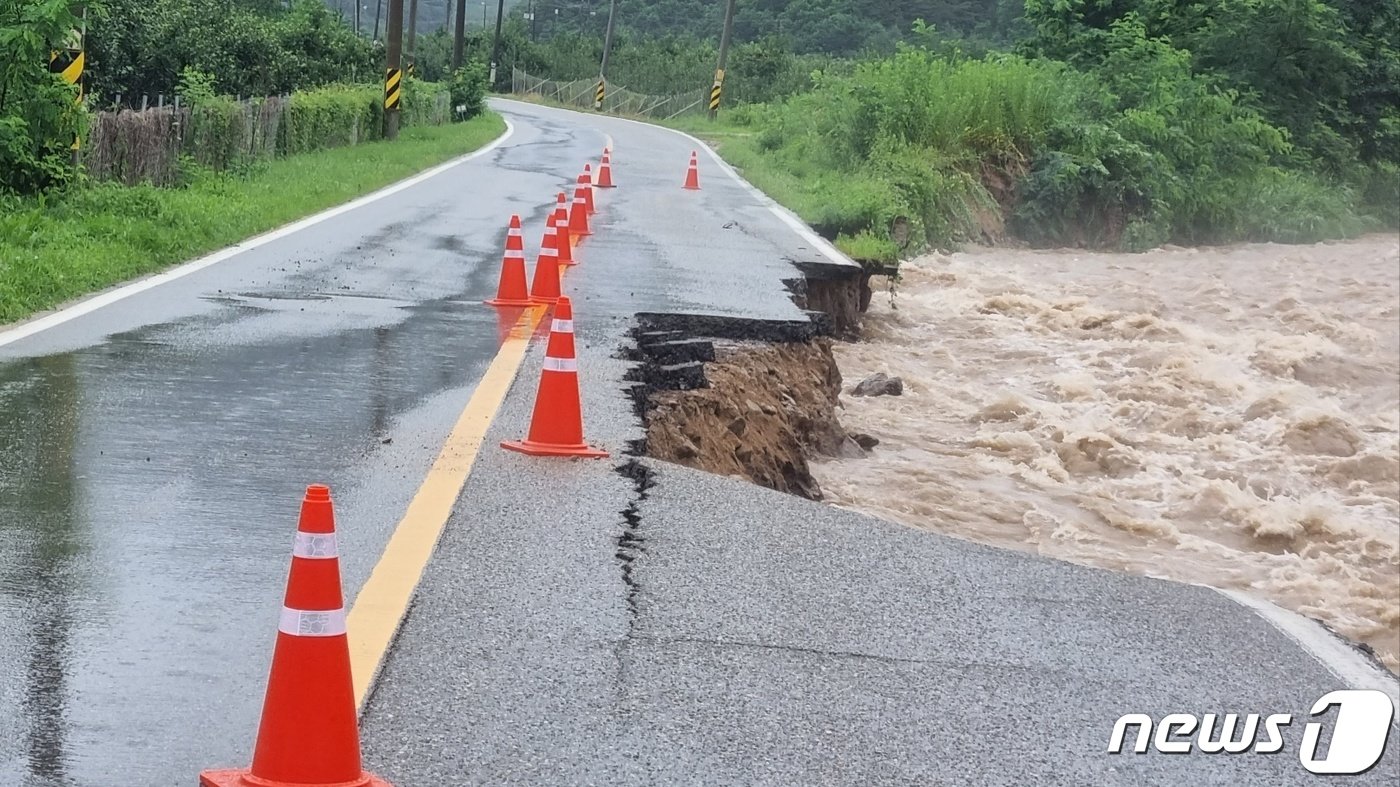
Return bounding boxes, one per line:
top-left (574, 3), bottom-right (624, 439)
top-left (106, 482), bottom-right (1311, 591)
top-left (2, 99), bottom-right (1397, 786)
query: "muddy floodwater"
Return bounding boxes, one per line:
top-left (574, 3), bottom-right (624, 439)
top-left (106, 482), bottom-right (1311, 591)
top-left (813, 235), bottom-right (1400, 671)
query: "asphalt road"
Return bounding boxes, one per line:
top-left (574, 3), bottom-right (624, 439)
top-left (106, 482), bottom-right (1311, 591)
top-left (1, 98), bottom-right (1396, 786)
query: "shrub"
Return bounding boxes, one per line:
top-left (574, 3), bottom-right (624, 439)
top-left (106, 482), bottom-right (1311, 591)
top-left (281, 85), bottom-right (381, 154)
top-left (447, 64), bottom-right (489, 121)
top-left (401, 78), bottom-right (451, 127)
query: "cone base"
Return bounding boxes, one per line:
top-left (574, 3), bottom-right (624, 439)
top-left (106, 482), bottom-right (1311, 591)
top-left (529, 295), bottom-right (560, 305)
top-left (501, 439), bottom-right (608, 458)
top-left (485, 297), bottom-right (535, 307)
top-left (597, 183), bottom-right (615, 188)
top-left (683, 184), bottom-right (700, 190)
top-left (199, 768), bottom-right (394, 787)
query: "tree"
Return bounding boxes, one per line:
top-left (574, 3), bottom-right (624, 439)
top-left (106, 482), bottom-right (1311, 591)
top-left (0, 0), bottom-right (90, 193)
top-left (86, 0), bottom-right (377, 102)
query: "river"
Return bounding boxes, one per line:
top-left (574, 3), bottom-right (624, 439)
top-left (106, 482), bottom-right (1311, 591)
top-left (812, 235), bottom-right (1400, 672)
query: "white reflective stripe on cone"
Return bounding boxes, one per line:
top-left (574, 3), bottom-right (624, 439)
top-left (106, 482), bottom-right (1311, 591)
top-left (551, 319), bottom-right (574, 333)
top-left (505, 249), bottom-right (525, 258)
top-left (542, 356), bottom-right (578, 372)
top-left (278, 606), bottom-right (347, 637)
top-left (292, 531), bottom-right (338, 559)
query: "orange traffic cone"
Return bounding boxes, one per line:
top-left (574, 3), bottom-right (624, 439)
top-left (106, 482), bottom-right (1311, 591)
top-left (568, 185), bottom-right (592, 238)
top-left (682, 151), bottom-right (700, 190)
top-left (485, 215), bottom-right (532, 306)
top-left (596, 149), bottom-right (615, 188)
top-left (553, 192), bottom-right (575, 265)
top-left (502, 296), bottom-right (608, 458)
top-left (580, 166), bottom-right (596, 214)
top-left (200, 485), bottom-right (392, 787)
top-left (530, 220), bottom-right (562, 304)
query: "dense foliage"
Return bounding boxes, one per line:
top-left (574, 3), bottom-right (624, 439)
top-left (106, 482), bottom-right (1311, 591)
top-left (525, 0), bottom-right (1027, 55)
top-left (717, 34), bottom-right (1383, 252)
top-left (1, 0), bottom-right (88, 193)
top-left (89, 0), bottom-right (379, 101)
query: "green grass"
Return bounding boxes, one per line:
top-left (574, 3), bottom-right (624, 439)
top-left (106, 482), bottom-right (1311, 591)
top-left (0, 112), bottom-right (506, 325)
top-left (661, 113), bottom-right (912, 262)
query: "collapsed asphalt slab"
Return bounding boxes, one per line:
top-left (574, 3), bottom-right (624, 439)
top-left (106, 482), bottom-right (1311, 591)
top-left (357, 101), bottom-right (1399, 785)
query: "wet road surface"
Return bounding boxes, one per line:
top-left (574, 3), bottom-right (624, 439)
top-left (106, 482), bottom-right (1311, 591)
top-left (0, 110), bottom-right (606, 786)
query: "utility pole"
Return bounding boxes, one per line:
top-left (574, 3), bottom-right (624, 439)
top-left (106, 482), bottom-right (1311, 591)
top-left (355, 1), bottom-right (360, 34)
top-left (384, 0), bottom-right (403, 139)
top-left (373, 0), bottom-right (382, 40)
top-left (597, 0), bottom-right (618, 109)
top-left (452, 0), bottom-right (466, 69)
top-left (406, 0), bottom-right (418, 75)
top-left (489, 0), bottom-right (505, 86)
top-left (709, 0), bottom-right (736, 119)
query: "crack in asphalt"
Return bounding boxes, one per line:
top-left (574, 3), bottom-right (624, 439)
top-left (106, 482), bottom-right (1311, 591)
top-left (614, 458), bottom-right (656, 624)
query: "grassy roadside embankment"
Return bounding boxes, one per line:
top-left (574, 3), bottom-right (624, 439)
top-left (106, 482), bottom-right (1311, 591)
top-left (662, 45), bottom-right (1393, 264)
top-left (0, 112), bottom-right (506, 326)
top-left (659, 114), bottom-right (902, 264)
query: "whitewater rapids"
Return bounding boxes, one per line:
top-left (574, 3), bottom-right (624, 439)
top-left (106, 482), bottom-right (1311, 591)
top-left (813, 235), bottom-right (1400, 671)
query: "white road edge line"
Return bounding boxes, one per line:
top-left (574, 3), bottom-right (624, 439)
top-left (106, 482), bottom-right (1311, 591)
top-left (492, 97), bottom-right (858, 271)
top-left (1216, 588), bottom-right (1400, 719)
top-left (0, 119), bottom-right (518, 349)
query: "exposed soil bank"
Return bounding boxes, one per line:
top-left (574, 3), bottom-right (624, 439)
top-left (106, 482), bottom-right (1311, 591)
top-left (625, 263), bottom-right (870, 499)
top-left (643, 338), bottom-right (852, 499)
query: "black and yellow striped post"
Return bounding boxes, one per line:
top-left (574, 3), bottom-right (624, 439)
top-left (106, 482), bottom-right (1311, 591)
top-left (383, 0), bottom-right (404, 140)
top-left (384, 66), bottom-right (402, 139)
top-left (384, 67), bottom-right (402, 111)
top-left (593, 79), bottom-right (605, 111)
top-left (406, 62), bottom-right (416, 79)
top-left (707, 69), bottom-right (724, 117)
top-left (48, 34), bottom-right (84, 152)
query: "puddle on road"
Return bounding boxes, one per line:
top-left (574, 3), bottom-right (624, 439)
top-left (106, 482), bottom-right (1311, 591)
top-left (813, 236), bottom-right (1400, 672)
top-left (0, 290), bottom-right (510, 783)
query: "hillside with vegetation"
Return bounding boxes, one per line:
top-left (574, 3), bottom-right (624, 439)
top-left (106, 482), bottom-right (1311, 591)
top-left (504, 0), bottom-right (1397, 256)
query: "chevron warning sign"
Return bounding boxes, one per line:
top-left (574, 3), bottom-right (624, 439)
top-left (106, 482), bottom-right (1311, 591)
top-left (708, 68), bottom-right (724, 114)
top-left (384, 67), bottom-right (402, 110)
top-left (49, 42), bottom-right (84, 150)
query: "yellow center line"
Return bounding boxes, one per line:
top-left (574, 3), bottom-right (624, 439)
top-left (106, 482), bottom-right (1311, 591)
top-left (346, 231), bottom-right (584, 710)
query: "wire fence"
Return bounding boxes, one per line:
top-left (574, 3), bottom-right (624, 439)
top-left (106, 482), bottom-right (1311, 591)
top-left (512, 68), bottom-right (707, 120)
